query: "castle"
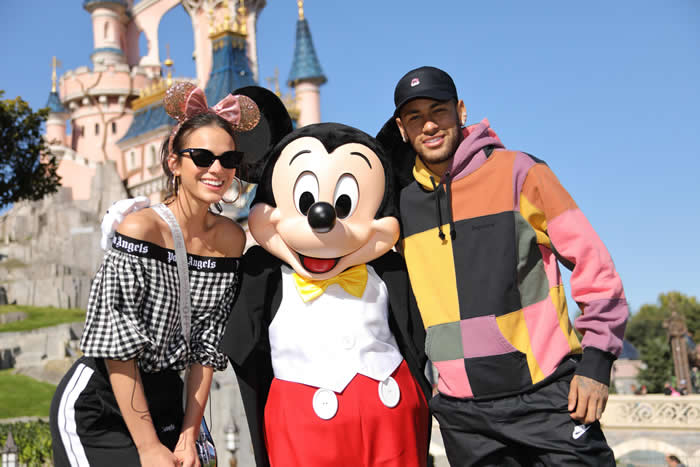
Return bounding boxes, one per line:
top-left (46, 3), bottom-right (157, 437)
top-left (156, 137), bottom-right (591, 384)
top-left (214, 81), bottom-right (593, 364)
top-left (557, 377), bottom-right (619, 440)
top-left (45, 0), bottom-right (325, 204)
top-left (0, 0), bottom-right (326, 308)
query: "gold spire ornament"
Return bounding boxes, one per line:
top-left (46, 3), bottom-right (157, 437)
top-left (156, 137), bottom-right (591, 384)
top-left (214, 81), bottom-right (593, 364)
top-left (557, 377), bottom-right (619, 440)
top-left (297, 0), bottom-right (304, 20)
top-left (237, 0), bottom-right (248, 36)
top-left (265, 68), bottom-right (282, 96)
top-left (209, 0), bottom-right (247, 40)
top-left (164, 44), bottom-right (174, 87)
top-left (51, 56), bottom-right (62, 93)
top-left (223, 0), bottom-right (233, 31)
top-left (267, 68), bottom-right (299, 121)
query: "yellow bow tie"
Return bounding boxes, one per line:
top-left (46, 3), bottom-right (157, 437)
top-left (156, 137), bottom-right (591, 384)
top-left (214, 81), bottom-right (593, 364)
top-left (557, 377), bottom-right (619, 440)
top-left (293, 264), bottom-right (368, 303)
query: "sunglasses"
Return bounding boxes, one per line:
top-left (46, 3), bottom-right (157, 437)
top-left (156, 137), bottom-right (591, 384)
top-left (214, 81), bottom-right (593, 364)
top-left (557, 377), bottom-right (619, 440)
top-left (178, 148), bottom-right (243, 169)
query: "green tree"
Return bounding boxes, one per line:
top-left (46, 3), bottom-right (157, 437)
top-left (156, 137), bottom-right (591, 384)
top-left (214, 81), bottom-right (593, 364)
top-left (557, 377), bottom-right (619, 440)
top-left (636, 335), bottom-right (672, 393)
top-left (625, 302), bottom-right (669, 350)
top-left (0, 90), bottom-right (61, 206)
top-left (626, 292), bottom-right (699, 392)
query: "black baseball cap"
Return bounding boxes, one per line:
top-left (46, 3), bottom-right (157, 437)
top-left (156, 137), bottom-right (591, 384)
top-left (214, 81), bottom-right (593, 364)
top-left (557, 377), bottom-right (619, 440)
top-left (393, 66), bottom-right (458, 116)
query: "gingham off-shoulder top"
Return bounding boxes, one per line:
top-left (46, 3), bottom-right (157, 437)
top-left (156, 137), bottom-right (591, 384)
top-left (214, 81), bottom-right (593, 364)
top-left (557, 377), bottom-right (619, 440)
top-left (80, 232), bottom-right (240, 373)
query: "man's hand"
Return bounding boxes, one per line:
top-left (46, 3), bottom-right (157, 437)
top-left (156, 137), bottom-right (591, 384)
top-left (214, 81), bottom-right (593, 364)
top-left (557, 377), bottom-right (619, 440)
top-left (568, 375), bottom-right (609, 424)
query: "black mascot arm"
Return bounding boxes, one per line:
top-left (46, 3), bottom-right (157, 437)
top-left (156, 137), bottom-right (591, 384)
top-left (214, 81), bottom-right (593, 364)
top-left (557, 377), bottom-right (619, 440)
top-left (370, 251), bottom-right (431, 401)
top-left (220, 246), bottom-right (282, 467)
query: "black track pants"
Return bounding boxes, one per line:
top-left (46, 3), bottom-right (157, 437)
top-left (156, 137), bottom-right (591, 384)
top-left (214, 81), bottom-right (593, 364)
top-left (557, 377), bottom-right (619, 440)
top-left (430, 371), bottom-right (615, 467)
top-left (49, 356), bottom-right (184, 467)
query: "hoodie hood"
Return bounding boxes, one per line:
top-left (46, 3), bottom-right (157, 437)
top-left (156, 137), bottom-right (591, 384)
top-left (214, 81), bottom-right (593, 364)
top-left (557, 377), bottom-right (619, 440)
top-left (413, 118), bottom-right (504, 190)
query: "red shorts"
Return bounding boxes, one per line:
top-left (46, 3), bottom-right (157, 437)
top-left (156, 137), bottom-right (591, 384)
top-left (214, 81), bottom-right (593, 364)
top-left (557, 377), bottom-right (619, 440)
top-left (264, 359), bottom-right (429, 467)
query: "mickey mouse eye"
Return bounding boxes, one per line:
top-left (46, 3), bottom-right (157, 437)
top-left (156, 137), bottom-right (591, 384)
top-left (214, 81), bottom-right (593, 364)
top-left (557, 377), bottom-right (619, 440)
top-left (293, 171), bottom-right (319, 216)
top-left (333, 174), bottom-right (359, 219)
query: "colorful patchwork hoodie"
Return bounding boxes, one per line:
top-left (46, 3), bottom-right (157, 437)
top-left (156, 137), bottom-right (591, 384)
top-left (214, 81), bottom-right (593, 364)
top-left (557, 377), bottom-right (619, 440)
top-left (399, 119), bottom-right (628, 400)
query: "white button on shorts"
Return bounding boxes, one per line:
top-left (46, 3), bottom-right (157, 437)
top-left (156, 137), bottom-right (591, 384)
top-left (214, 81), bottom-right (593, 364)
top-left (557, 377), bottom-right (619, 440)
top-left (378, 376), bottom-right (401, 408)
top-left (341, 335), bottom-right (355, 349)
top-left (312, 388), bottom-right (338, 420)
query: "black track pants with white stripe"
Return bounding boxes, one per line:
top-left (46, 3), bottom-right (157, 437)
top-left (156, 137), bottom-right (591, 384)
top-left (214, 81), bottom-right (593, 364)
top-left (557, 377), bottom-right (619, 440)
top-left (49, 356), bottom-right (184, 467)
top-left (430, 364), bottom-right (616, 467)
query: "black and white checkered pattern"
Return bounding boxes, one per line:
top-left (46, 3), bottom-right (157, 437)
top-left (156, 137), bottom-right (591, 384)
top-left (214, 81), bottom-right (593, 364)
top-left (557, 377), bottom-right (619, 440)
top-left (80, 246), bottom-right (240, 372)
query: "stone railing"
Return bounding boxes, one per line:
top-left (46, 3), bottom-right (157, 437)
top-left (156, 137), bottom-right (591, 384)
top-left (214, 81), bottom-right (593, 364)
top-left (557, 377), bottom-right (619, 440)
top-left (601, 394), bottom-right (700, 430)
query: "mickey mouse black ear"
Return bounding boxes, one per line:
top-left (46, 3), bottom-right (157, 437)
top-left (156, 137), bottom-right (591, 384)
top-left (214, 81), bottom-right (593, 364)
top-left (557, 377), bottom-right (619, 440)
top-left (232, 86), bottom-right (294, 183)
top-left (376, 116), bottom-right (416, 190)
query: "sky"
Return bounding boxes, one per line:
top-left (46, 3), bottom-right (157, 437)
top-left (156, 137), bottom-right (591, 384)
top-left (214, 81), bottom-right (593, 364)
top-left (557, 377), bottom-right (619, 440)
top-left (1, 0), bottom-right (699, 315)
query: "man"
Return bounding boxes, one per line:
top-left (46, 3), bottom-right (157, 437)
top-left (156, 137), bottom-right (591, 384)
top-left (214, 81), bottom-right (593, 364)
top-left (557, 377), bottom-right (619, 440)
top-left (666, 454), bottom-right (686, 467)
top-left (377, 66), bottom-right (629, 466)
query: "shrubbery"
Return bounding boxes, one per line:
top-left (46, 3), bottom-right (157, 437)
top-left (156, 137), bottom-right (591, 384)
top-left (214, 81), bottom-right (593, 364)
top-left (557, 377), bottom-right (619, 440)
top-left (0, 420), bottom-right (52, 466)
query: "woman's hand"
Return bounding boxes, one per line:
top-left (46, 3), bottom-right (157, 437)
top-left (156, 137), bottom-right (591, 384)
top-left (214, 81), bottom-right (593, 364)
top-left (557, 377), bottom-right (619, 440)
top-left (137, 440), bottom-right (181, 466)
top-left (174, 431), bottom-right (200, 467)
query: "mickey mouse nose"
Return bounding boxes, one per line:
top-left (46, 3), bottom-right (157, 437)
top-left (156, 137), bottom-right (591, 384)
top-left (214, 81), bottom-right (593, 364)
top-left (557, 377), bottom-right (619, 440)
top-left (307, 202), bottom-right (336, 233)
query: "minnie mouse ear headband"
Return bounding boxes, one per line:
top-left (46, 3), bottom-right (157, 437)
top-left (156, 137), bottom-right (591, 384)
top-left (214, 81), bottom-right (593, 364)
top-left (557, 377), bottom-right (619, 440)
top-left (228, 85), bottom-right (294, 183)
top-left (164, 81), bottom-right (262, 154)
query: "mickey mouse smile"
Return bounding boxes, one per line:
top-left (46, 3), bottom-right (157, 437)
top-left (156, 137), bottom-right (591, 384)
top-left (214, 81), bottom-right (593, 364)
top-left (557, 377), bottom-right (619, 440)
top-left (297, 253), bottom-right (341, 274)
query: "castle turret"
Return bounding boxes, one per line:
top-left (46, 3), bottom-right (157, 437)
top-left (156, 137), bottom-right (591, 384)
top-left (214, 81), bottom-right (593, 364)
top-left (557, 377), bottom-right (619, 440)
top-left (288, 0), bottom-right (326, 127)
top-left (83, 0), bottom-right (128, 66)
top-left (45, 57), bottom-right (68, 146)
top-left (205, 0), bottom-right (256, 104)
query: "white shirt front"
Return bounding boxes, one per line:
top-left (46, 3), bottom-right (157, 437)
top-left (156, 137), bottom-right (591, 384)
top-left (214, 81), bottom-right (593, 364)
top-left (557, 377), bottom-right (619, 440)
top-left (269, 265), bottom-right (404, 393)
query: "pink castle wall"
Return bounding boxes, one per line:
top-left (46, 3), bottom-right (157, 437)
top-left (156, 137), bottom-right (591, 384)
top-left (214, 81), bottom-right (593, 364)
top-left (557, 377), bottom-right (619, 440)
top-left (90, 6), bottom-right (127, 52)
top-left (295, 81), bottom-right (321, 127)
top-left (57, 159), bottom-right (96, 201)
top-left (131, 0), bottom-right (181, 67)
top-left (47, 1), bottom-right (320, 204)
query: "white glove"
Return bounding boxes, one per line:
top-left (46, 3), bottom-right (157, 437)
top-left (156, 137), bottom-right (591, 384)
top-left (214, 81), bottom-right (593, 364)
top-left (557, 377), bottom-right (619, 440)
top-left (100, 196), bottom-right (151, 250)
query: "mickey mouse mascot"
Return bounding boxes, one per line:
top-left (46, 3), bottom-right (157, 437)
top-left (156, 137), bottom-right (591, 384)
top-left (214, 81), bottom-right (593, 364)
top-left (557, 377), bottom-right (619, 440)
top-left (220, 88), bottom-right (431, 467)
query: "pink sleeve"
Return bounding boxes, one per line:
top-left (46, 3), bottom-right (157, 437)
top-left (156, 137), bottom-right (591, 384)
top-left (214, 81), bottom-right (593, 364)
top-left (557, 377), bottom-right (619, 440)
top-left (523, 164), bottom-right (628, 383)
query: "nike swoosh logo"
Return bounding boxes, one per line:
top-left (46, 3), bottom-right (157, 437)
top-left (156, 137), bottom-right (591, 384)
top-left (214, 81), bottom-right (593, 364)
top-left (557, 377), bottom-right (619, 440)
top-left (572, 424), bottom-right (591, 439)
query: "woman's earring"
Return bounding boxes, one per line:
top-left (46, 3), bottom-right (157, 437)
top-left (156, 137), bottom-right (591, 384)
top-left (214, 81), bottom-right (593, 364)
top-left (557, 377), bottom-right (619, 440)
top-left (222, 177), bottom-right (243, 204)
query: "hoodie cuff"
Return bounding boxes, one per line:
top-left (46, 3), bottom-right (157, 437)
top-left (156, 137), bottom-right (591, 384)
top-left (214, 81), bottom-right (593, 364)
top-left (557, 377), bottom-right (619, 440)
top-left (575, 347), bottom-right (616, 386)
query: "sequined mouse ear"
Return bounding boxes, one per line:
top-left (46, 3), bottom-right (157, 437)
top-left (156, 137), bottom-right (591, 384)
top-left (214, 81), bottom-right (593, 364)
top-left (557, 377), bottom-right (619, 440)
top-left (233, 95), bottom-right (261, 132)
top-left (164, 82), bottom-right (199, 123)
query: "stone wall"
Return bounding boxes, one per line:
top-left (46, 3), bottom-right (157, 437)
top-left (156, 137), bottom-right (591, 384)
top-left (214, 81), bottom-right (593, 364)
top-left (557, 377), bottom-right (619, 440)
top-left (0, 161), bottom-right (128, 308)
top-left (603, 394), bottom-right (700, 466)
top-left (0, 322), bottom-right (83, 370)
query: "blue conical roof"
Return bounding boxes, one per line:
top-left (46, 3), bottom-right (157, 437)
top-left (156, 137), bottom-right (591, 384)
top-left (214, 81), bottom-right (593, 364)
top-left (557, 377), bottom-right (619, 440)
top-left (118, 103), bottom-right (174, 145)
top-left (287, 18), bottom-right (326, 86)
top-left (205, 34), bottom-right (256, 105)
top-left (46, 91), bottom-right (66, 114)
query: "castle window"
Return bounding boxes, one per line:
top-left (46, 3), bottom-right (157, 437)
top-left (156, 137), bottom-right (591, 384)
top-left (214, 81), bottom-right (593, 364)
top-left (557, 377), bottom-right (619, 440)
top-left (148, 145), bottom-right (157, 167)
top-left (129, 152), bottom-right (136, 170)
top-left (112, 122), bottom-right (117, 134)
top-left (95, 123), bottom-right (99, 135)
top-left (104, 22), bottom-right (109, 40)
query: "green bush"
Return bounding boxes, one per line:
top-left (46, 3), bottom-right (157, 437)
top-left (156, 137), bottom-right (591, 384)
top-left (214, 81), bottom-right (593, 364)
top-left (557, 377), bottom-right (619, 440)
top-left (0, 420), bottom-right (53, 466)
top-left (0, 304), bottom-right (85, 332)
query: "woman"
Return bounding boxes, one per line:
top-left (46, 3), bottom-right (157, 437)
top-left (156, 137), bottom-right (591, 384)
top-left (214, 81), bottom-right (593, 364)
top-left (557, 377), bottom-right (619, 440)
top-left (49, 82), bottom-right (260, 467)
